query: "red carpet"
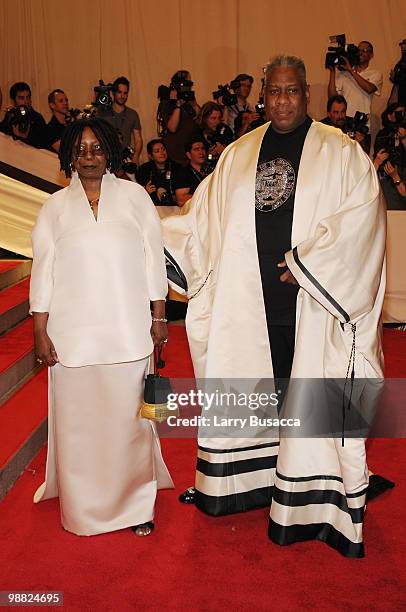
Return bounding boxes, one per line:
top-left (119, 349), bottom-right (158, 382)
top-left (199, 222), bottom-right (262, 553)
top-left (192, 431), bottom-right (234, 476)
top-left (0, 326), bottom-right (405, 611)
top-left (0, 277), bottom-right (29, 315)
top-left (0, 317), bottom-right (33, 373)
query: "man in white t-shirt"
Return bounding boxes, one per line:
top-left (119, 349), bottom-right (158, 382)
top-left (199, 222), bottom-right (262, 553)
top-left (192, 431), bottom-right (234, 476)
top-left (327, 41), bottom-right (383, 121)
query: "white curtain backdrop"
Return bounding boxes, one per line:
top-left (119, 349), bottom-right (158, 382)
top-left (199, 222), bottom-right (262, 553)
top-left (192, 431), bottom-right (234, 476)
top-left (1, 0), bottom-right (406, 149)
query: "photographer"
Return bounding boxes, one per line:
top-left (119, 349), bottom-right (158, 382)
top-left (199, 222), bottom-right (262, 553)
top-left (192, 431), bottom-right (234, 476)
top-left (0, 82), bottom-right (47, 148)
top-left (158, 70), bottom-right (201, 166)
top-left (321, 95), bottom-right (370, 154)
top-left (374, 103), bottom-right (405, 155)
top-left (136, 139), bottom-right (189, 206)
top-left (174, 138), bottom-right (208, 206)
top-left (224, 73), bottom-right (259, 134)
top-left (103, 76), bottom-right (142, 165)
top-left (388, 38), bottom-right (406, 107)
top-left (374, 124), bottom-right (406, 209)
top-left (46, 89), bottom-right (70, 152)
top-left (196, 102), bottom-right (233, 167)
top-left (327, 41), bottom-right (382, 120)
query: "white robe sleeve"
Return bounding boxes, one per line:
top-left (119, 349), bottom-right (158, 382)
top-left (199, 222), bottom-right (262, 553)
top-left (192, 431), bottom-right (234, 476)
top-left (285, 138), bottom-right (386, 324)
top-left (161, 170), bottom-right (221, 299)
top-left (137, 189), bottom-right (168, 301)
top-left (30, 198), bottom-right (55, 313)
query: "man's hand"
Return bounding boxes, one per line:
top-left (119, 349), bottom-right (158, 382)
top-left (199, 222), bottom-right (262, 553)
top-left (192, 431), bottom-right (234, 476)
top-left (340, 57), bottom-right (353, 72)
top-left (277, 260), bottom-right (298, 285)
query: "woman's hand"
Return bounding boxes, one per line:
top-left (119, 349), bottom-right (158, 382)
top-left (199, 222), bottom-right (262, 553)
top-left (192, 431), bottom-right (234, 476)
top-left (211, 142), bottom-right (225, 155)
top-left (35, 329), bottom-right (59, 367)
top-left (146, 180), bottom-right (157, 194)
top-left (151, 321), bottom-right (168, 347)
top-left (373, 148), bottom-right (389, 171)
top-left (383, 160), bottom-right (400, 181)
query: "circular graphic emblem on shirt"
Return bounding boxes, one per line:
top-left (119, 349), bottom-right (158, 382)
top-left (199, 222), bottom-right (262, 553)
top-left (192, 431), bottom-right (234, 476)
top-left (255, 158), bottom-right (296, 212)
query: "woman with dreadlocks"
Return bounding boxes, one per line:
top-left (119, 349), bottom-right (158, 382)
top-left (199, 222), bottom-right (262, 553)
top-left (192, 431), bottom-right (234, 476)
top-left (29, 118), bottom-right (173, 537)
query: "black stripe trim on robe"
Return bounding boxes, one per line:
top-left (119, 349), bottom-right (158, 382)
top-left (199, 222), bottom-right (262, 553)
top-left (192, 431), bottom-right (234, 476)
top-left (273, 486), bottom-right (365, 523)
top-left (197, 453), bottom-right (277, 477)
top-left (198, 442), bottom-right (279, 455)
top-left (292, 246), bottom-right (350, 323)
top-left (276, 470), bottom-right (343, 483)
top-left (268, 520), bottom-right (365, 558)
top-left (195, 486), bottom-right (273, 516)
top-left (164, 248), bottom-right (188, 292)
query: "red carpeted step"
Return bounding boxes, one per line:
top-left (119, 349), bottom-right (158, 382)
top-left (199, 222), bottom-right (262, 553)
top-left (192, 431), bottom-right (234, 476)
top-left (0, 368), bottom-right (47, 471)
top-left (0, 277), bottom-right (30, 335)
top-left (0, 277), bottom-right (30, 316)
top-left (0, 260), bottom-right (31, 291)
top-left (0, 317), bottom-right (34, 374)
top-left (0, 261), bottom-right (22, 274)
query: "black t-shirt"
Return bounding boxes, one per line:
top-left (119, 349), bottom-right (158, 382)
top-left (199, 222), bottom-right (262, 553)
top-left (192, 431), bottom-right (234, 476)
top-left (46, 115), bottom-right (66, 149)
top-left (255, 116), bottom-right (312, 325)
top-left (176, 164), bottom-right (205, 195)
top-left (136, 159), bottom-right (187, 205)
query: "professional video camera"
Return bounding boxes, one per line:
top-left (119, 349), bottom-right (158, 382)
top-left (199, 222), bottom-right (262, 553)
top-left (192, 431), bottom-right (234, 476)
top-left (157, 71), bottom-right (196, 102)
top-left (3, 105), bottom-right (34, 134)
top-left (212, 81), bottom-right (240, 107)
top-left (344, 111), bottom-right (369, 139)
top-left (92, 80), bottom-right (117, 115)
top-left (325, 34), bottom-right (360, 70)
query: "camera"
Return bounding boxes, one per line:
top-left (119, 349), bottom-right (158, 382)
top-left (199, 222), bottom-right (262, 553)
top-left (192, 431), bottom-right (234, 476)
top-left (344, 111), bottom-right (369, 138)
top-left (92, 80), bottom-right (117, 116)
top-left (157, 71), bottom-right (196, 102)
top-left (212, 83), bottom-right (239, 107)
top-left (3, 105), bottom-right (34, 133)
top-left (375, 110), bottom-right (406, 167)
top-left (325, 34), bottom-right (360, 70)
top-left (206, 124), bottom-right (230, 148)
top-left (65, 108), bottom-right (82, 125)
top-left (122, 145), bottom-right (137, 174)
top-left (157, 188), bottom-right (173, 204)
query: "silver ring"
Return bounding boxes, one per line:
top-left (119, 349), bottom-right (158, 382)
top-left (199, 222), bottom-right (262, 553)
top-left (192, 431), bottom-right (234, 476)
top-left (37, 358), bottom-right (43, 364)
top-left (163, 339), bottom-right (168, 343)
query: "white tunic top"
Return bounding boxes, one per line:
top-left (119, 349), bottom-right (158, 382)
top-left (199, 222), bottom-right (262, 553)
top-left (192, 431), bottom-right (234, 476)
top-left (30, 171), bottom-right (167, 367)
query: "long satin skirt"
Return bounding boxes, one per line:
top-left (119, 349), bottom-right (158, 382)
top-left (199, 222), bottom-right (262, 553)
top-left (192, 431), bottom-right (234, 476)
top-left (34, 358), bottom-right (174, 535)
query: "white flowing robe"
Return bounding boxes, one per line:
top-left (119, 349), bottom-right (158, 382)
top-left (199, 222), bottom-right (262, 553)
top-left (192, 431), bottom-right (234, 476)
top-left (162, 121), bottom-right (386, 557)
top-left (30, 172), bottom-right (174, 535)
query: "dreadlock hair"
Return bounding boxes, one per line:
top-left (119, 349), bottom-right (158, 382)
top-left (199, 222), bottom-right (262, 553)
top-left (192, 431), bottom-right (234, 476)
top-left (59, 118), bottom-right (122, 178)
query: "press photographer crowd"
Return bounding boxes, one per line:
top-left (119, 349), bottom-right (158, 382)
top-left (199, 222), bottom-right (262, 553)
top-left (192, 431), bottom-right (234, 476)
top-left (1, 36), bottom-right (406, 209)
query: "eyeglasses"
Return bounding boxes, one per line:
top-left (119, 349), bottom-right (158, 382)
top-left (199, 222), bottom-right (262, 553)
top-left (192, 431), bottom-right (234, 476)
top-left (75, 143), bottom-right (105, 157)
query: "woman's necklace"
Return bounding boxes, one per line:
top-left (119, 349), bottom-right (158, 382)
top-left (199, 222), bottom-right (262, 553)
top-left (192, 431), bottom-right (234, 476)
top-left (88, 196), bottom-right (99, 209)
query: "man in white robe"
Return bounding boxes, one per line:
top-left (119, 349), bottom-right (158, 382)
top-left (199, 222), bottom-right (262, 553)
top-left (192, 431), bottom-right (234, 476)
top-left (163, 55), bottom-right (386, 557)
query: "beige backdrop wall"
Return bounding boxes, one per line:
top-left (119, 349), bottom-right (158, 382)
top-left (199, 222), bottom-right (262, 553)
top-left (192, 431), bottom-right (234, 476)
top-left (1, 0), bottom-right (406, 154)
